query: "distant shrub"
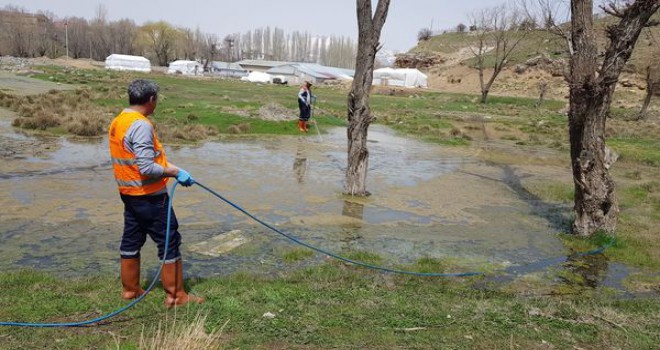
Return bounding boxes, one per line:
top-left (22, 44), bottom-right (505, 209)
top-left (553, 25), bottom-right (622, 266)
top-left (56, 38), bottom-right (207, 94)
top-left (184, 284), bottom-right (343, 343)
top-left (417, 28), bottom-right (432, 41)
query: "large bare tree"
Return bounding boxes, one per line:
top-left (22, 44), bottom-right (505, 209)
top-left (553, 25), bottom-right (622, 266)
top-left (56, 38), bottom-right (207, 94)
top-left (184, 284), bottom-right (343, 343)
top-left (469, 3), bottom-right (527, 103)
top-left (110, 19), bottom-right (138, 55)
top-left (2, 6), bottom-right (36, 57)
top-left (65, 17), bottom-right (90, 59)
top-left (345, 0), bottom-right (390, 196)
top-left (568, 0), bottom-right (659, 236)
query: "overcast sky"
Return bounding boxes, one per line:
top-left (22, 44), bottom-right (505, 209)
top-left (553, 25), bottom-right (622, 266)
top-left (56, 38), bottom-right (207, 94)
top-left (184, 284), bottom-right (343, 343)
top-left (1, 0), bottom-right (505, 52)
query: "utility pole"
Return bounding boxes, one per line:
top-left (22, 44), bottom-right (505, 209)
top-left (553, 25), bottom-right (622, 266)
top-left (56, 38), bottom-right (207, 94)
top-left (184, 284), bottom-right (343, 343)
top-left (65, 20), bottom-right (69, 58)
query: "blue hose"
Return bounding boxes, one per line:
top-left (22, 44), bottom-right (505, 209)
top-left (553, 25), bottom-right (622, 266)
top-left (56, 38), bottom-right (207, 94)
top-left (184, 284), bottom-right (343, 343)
top-left (0, 181), bottom-right (615, 327)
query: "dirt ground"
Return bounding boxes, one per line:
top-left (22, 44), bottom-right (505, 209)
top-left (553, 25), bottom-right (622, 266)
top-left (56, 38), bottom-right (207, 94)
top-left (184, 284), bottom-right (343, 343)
top-left (426, 64), bottom-right (654, 110)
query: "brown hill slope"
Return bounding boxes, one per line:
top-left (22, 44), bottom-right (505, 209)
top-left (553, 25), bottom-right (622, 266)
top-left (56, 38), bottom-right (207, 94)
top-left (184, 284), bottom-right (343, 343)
top-left (407, 15), bottom-right (659, 113)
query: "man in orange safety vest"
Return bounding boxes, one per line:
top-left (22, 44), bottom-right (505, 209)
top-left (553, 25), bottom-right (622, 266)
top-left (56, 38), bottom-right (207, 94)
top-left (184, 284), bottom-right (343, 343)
top-left (108, 79), bottom-right (203, 307)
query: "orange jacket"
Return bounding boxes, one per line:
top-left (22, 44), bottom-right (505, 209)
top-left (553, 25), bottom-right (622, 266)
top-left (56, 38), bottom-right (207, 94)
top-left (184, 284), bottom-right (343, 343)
top-left (109, 110), bottom-right (169, 196)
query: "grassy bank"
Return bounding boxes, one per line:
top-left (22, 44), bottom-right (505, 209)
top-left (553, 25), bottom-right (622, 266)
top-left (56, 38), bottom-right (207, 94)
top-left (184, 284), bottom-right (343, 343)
top-left (2, 255), bottom-right (660, 349)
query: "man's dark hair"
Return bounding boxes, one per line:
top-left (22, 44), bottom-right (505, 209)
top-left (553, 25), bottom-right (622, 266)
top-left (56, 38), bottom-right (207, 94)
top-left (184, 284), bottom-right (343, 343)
top-left (127, 79), bottom-right (159, 105)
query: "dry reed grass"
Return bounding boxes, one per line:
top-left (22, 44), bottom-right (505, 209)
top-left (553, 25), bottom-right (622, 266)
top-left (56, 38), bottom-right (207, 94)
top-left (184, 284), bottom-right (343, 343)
top-left (4, 89), bottom-right (108, 136)
top-left (136, 311), bottom-right (228, 350)
top-left (227, 123), bottom-right (251, 134)
top-left (258, 102), bottom-right (295, 121)
top-left (158, 124), bottom-right (219, 142)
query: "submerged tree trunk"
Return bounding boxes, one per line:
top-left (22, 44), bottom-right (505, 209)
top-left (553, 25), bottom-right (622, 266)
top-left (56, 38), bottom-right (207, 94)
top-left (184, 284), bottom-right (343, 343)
top-left (345, 0), bottom-right (390, 196)
top-left (568, 0), bottom-right (659, 236)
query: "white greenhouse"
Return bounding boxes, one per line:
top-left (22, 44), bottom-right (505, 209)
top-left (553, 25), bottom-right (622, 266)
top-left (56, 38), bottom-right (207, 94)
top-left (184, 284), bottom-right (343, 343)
top-left (167, 60), bottom-right (203, 76)
top-left (105, 54), bottom-right (152, 73)
top-left (372, 68), bottom-right (428, 88)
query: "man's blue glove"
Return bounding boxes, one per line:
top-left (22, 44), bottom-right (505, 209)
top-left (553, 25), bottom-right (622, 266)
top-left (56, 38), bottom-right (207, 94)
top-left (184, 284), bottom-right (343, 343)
top-left (176, 168), bottom-right (195, 187)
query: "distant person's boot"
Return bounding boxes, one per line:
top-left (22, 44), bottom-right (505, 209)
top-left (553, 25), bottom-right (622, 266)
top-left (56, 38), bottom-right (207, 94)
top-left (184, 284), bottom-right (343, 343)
top-left (161, 260), bottom-right (204, 308)
top-left (303, 121), bottom-right (309, 132)
top-left (298, 120), bottom-right (305, 132)
top-left (121, 258), bottom-right (145, 300)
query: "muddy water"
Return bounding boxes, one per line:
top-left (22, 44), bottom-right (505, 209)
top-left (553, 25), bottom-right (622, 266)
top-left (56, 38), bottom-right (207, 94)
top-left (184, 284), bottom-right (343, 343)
top-left (1, 108), bottom-right (583, 281)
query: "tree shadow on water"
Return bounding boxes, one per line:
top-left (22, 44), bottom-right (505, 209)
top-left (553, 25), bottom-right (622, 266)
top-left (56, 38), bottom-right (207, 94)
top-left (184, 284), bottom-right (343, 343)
top-left (460, 164), bottom-right (573, 232)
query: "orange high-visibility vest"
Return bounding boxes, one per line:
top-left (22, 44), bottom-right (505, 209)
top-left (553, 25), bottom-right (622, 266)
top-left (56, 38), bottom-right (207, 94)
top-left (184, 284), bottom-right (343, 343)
top-left (109, 110), bottom-right (169, 196)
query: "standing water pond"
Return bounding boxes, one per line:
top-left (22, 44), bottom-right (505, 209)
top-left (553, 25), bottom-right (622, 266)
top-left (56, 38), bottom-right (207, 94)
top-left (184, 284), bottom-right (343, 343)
top-left (0, 107), bottom-right (632, 293)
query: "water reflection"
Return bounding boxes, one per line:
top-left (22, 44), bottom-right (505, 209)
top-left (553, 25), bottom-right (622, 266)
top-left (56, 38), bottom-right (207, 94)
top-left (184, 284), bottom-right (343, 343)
top-left (557, 251), bottom-right (609, 290)
top-left (477, 247), bottom-right (630, 296)
top-left (342, 200), bottom-right (364, 221)
top-left (292, 141), bottom-right (308, 184)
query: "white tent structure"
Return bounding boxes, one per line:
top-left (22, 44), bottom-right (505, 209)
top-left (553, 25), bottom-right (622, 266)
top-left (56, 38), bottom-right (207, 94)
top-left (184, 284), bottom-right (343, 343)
top-left (372, 68), bottom-right (428, 88)
top-left (105, 54), bottom-right (151, 73)
top-left (167, 60), bottom-right (203, 76)
top-left (240, 71), bottom-right (272, 83)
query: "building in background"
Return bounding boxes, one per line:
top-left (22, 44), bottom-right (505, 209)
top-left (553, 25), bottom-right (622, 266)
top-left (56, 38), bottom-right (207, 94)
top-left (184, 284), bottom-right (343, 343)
top-left (167, 60), bottom-right (203, 76)
top-left (372, 68), bottom-right (428, 88)
top-left (211, 61), bottom-right (248, 78)
top-left (105, 54), bottom-right (151, 73)
top-left (266, 63), bottom-right (354, 85)
top-left (236, 59), bottom-right (291, 73)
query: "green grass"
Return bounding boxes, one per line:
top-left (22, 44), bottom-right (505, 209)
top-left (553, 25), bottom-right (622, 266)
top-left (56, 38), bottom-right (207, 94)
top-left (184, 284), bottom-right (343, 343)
top-left (27, 65), bottom-right (570, 143)
top-left (2, 263), bottom-right (660, 349)
top-left (524, 180), bottom-right (574, 203)
top-left (280, 248), bottom-right (314, 262)
top-left (30, 66), bottom-right (348, 137)
top-left (609, 138), bottom-right (660, 167)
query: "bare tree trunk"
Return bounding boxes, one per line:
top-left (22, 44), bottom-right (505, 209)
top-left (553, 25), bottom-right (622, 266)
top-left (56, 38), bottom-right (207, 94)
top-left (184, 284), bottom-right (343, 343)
top-left (568, 0), bottom-right (659, 236)
top-left (478, 63), bottom-right (487, 103)
top-left (345, 0), bottom-right (390, 196)
top-left (535, 81), bottom-right (548, 108)
top-left (638, 65), bottom-right (655, 120)
top-left (480, 71), bottom-right (499, 103)
top-left (638, 89), bottom-right (654, 120)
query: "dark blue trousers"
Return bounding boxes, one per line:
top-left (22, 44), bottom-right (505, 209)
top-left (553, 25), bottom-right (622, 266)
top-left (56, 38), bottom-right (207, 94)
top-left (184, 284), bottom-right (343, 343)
top-left (120, 193), bottom-right (182, 262)
top-left (298, 101), bottom-right (311, 121)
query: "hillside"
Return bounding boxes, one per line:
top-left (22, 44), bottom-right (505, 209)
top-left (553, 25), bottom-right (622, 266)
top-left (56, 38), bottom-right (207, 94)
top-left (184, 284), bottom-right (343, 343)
top-left (406, 15), bottom-right (659, 112)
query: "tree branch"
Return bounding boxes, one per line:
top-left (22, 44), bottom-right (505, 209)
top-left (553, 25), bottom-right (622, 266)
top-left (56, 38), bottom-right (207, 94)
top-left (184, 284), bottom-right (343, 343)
top-left (598, 0), bottom-right (660, 87)
top-left (646, 19), bottom-right (660, 26)
top-left (372, 0), bottom-right (392, 36)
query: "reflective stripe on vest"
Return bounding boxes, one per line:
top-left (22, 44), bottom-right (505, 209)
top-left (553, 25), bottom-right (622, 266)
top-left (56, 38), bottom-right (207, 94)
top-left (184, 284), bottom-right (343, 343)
top-left (108, 110), bottom-right (169, 196)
